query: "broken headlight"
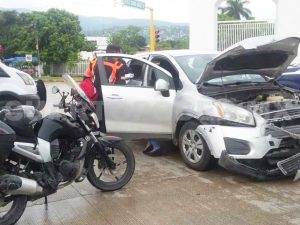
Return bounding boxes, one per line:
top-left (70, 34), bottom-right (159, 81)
top-left (214, 102), bottom-right (255, 126)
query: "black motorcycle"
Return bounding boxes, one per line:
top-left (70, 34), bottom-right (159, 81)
top-left (0, 74), bottom-right (135, 225)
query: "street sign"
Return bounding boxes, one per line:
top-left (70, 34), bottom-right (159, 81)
top-left (122, 0), bottom-right (145, 10)
top-left (25, 54), bottom-right (33, 62)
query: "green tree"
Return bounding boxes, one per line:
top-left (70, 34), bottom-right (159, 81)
top-left (157, 39), bottom-right (189, 50)
top-left (81, 40), bottom-right (97, 52)
top-left (0, 9), bottom-right (86, 66)
top-left (220, 0), bottom-right (253, 20)
top-left (0, 10), bottom-right (20, 57)
top-left (38, 9), bottom-right (85, 64)
top-left (218, 13), bottom-right (236, 21)
top-left (108, 26), bottom-right (146, 54)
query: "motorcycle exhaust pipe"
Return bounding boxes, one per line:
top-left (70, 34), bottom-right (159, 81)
top-left (0, 175), bottom-right (43, 195)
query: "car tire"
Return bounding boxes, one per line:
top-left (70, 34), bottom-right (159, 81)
top-left (179, 121), bottom-right (214, 171)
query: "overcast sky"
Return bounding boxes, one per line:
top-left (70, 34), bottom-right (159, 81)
top-left (0, 0), bottom-right (276, 23)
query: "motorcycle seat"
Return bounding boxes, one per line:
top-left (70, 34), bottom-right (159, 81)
top-left (2, 105), bottom-right (42, 138)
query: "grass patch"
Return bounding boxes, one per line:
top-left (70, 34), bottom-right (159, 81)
top-left (38, 75), bottom-right (82, 83)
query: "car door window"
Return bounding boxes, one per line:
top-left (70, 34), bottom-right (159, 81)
top-left (150, 56), bottom-right (181, 90)
top-left (146, 66), bottom-right (175, 89)
top-left (126, 59), bottom-right (146, 87)
top-left (99, 56), bottom-right (148, 87)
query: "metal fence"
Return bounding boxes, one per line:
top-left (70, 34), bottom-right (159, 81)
top-left (49, 61), bottom-right (89, 76)
top-left (218, 20), bottom-right (275, 51)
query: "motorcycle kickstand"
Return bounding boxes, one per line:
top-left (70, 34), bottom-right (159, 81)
top-left (44, 196), bottom-right (48, 210)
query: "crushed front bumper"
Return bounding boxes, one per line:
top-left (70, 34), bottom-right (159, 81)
top-left (219, 151), bottom-right (300, 180)
top-left (196, 123), bottom-right (300, 180)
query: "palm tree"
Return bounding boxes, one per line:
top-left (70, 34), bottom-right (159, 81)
top-left (221, 0), bottom-right (253, 20)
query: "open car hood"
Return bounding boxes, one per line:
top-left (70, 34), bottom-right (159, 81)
top-left (196, 36), bottom-right (300, 84)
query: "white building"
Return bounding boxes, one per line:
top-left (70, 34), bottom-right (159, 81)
top-left (86, 36), bottom-right (108, 52)
top-left (81, 36), bottom-right (109, 60)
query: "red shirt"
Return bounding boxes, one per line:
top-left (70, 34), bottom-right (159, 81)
top-left (80, 78), bottom-right (99, 102)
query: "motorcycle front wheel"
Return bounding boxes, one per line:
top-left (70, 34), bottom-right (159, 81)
top-left (0, 195), bottom-right (27, 225)
top-left (87, 141), bottom-right (135, 191)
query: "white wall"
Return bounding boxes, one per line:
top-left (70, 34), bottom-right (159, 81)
top-left (189, 0), bottom-right (224, 51)
top-left (274, 0), bottom-right (300, 38)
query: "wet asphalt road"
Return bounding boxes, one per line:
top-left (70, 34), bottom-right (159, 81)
top-left (16, 83), bottom-right (300, 225)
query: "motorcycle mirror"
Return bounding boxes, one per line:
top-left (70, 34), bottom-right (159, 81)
top-left (52, 86), bottom-right (60, 94)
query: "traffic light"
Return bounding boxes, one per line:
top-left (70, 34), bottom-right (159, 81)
top-left (155, 30), bottom-right (160, 43)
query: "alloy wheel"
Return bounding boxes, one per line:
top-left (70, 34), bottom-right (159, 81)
top-left (182, 129), bottom-right (204, 163)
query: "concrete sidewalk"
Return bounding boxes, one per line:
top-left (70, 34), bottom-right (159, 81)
top-left (16, 140), bottom-right (300, 225)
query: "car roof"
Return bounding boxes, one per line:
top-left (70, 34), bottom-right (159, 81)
top-left (137, 49), bottom-right (219, 57)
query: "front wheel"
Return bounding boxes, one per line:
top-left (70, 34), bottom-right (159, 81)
top-left (0, 195), bottom-right (27, 225)
top-left (179, 121), bottom-right (214, 171)
top-left (87, 141), bottom-right (135, 191)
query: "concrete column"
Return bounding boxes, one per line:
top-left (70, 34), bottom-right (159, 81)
top-left (274, 0), bottom-right (300, 38)
top-left (189, 0), bottom-right (224, 51)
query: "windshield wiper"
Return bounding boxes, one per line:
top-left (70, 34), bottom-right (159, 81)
top-left (222, 81), bottom-right (265, 86)
top-left (202, 82), bottom-right (223, 87)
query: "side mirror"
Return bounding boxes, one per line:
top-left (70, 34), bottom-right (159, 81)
top-left (52, 86), bottom-right (60, 94)
top-left (155, 79), bottom-right (169, 92)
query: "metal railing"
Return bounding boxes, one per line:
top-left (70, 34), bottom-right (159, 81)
top-left (218, 20), bottom-right (275, 51)
top-left (49, 61), bottom-right (90, 76)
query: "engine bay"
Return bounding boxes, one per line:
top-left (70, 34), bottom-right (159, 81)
top-left (215, 87), bottom-right (300, 125)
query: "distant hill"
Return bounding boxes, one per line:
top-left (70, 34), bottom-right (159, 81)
top-left (79, 15), bottom-right (187, 33)
top-left (79, 16), bottom-right (189, 40)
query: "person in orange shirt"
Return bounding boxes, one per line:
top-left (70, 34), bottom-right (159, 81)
top-left (80, 58), bottom-right (99, 102)
top-left (104, 45), bottom-right (133, 85)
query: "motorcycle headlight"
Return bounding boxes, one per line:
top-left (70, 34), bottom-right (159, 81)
top-left (89, 112), bottom-right (100, 129)
top-left (214, 102), bottom-right (255, 126)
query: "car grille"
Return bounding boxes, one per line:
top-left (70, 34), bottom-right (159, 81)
top-left (277, 152), bottom-right (300, 175)
top-left (260, 107), bottom-right (300, 122)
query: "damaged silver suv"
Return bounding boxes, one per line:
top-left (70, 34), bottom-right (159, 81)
top-left (96, 36), bottom-right (300, 180)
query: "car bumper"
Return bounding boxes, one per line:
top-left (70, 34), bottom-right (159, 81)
top-left (196, 124), bottom-right (300, 179)
top-left (218, 151), bottom-right (285, 180)
top-left (19, 94), bottom-right (41, 109)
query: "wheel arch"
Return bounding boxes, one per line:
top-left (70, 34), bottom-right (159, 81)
top-left (174, 114), bottom-right (200, 145)
top-left (0, 91), bottom-right (22, 101)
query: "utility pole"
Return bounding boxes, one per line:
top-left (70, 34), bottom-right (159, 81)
top-left (33, 21), bottom-right (41, 77)
top-left (148, 7), bottom-right (155, 51)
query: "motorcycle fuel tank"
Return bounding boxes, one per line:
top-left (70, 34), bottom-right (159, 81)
top-left (37, 113), bottom-right (85, 142)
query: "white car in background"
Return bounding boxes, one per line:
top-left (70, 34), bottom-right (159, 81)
top-left (0, 62), bottom-right (46, 110)
top-left (95, 36), bottom-right (300, 180)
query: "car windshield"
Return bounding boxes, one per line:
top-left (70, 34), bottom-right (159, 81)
top-left (63, 74), bottom-right (94, 108)
top-left (203, 74), bottom-right (267, 86)
top-left (174, 54), bottom-right (216, 83)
